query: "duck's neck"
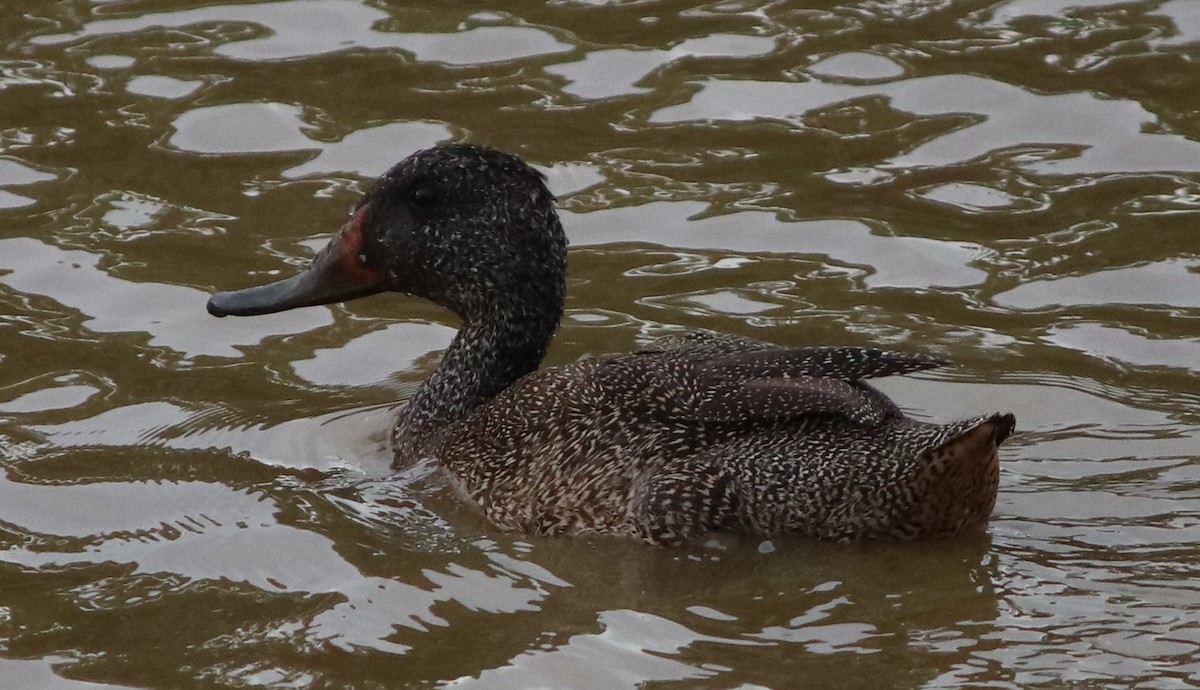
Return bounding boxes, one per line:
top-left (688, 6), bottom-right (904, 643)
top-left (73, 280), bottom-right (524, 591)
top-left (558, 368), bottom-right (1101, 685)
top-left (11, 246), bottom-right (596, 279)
top-left (394, 290), bottom-right (562, 458)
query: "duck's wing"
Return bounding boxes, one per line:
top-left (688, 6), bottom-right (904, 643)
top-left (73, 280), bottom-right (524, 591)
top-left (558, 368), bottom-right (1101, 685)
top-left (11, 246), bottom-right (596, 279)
top-left (701, 346), bottom-right (946, 381)
top-left (607, 340), bottom-right (947, 428)
top-left (685, 375), bottom-right (885, 425)
top-left (636, 332), bottom-right (945, 378)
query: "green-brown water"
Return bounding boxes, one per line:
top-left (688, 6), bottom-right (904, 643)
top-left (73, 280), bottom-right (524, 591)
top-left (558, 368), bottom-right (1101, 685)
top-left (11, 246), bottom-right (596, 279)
top-left (1, 1), bottom-right (1198, 687)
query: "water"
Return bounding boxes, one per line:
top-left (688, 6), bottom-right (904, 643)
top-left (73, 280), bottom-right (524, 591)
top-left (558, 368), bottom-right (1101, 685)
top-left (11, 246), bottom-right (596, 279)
top-left (1, 1), bottom-right (1198, 687)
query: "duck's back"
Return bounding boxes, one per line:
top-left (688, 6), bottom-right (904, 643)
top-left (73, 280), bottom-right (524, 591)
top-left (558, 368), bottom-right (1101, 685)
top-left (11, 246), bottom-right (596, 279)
top-left (418, 333), bottom-right (1013, 545)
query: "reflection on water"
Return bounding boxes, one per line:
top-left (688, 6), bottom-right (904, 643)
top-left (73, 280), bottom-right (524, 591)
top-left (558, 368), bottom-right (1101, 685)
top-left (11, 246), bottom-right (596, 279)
top-left (125, 74), bottom-right (204, 99)
top-left (0, 158), bottom-right (56, 209)
top-left (2, 0), bottom-right (1200, 688)
top-left (546, 34), bottom-right (777, 100)
top-left (167, 103), bottom-right (453, 179)
top-left (33, 0), bottom-right (573, 64)
top-left (0, 237), bottom-right (331, 358)
top-left (565, 201), bottom-right (990, 288)
top-left (651, 70), bottom-right (1200, 175)
top-left (1047, 322), bottom-right (1200, 371)
top-left (996, 258), bottom-right (1200, 309)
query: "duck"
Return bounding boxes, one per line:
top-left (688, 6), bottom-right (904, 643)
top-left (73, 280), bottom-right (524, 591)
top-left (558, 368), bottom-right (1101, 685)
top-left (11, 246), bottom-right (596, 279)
top-left (208, 143), bottom-right (1015, 546)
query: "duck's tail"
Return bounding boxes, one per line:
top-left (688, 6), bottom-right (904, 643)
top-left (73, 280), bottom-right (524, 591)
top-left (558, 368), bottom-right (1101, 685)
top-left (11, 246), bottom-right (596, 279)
top-left (901, 412), bottom-right (1015, 539)
top-left (989, 412), bottom-right (1017, 446)
top-left (935, 412), bottom-right (1015, 454)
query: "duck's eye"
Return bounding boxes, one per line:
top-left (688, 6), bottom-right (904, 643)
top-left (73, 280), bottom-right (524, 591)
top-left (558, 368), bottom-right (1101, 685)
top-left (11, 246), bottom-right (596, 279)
top-left (411, 186), bottom-right (438, 209)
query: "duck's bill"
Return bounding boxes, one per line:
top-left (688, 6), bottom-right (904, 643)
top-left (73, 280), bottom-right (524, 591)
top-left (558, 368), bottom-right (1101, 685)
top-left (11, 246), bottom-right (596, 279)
top-left (207, 211), bottom-right (383, 317)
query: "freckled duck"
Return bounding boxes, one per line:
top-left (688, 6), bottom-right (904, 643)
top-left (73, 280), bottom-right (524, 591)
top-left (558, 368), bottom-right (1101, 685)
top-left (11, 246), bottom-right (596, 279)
top-left (208, 143), bottom-right (1015, 546)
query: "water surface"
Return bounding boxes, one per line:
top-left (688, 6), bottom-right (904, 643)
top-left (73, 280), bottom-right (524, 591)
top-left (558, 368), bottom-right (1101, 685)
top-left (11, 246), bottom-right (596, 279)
top-left (1, 1), bottom-right (1198, 687)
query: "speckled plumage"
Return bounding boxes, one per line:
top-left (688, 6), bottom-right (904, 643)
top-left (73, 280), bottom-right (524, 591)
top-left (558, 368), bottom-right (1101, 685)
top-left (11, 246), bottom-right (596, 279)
top-left (413, 332), bottom-right (1011, 545)
top-left (211, 143), bottom-right (1015, 546)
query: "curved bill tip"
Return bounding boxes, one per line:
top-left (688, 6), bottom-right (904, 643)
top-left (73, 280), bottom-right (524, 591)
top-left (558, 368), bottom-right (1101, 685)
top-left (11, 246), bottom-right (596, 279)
top-left (207, 294), bottom-right (231, 318)
top-left (207, 290), bottom-right (260, 317)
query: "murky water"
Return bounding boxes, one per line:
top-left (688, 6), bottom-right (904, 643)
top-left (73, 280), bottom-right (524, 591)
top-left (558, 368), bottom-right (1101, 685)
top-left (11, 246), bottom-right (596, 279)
top-left (1, 0), bottom-right (1198, 687)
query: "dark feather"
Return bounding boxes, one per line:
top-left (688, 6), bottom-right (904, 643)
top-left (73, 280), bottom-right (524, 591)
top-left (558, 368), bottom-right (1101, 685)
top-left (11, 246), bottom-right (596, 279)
top-left (702, 347), bottom-right (947, 381)
top-left (624, 337), bottom-right (943, 427)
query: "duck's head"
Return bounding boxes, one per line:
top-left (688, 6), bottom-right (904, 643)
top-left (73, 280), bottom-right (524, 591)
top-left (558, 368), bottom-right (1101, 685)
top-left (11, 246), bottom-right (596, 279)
top-left (207, 144), bottom-right (567, 324)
